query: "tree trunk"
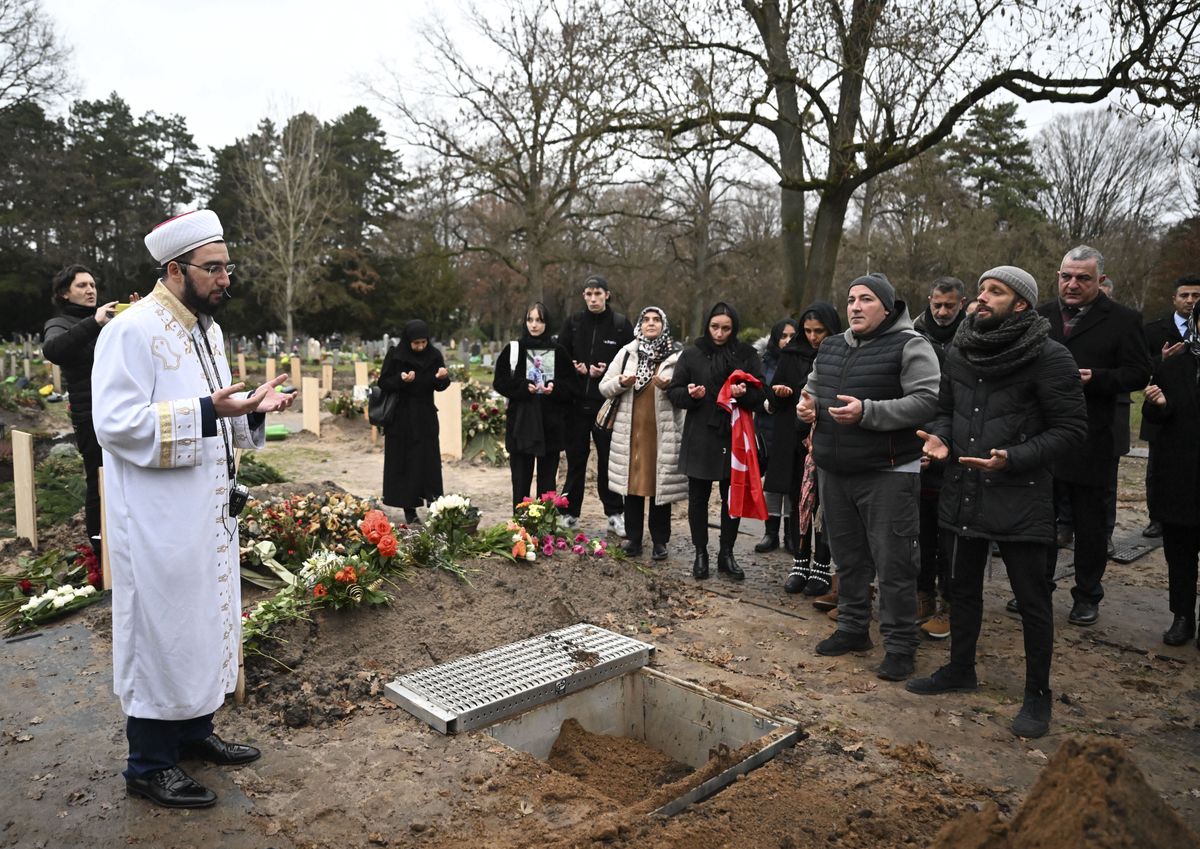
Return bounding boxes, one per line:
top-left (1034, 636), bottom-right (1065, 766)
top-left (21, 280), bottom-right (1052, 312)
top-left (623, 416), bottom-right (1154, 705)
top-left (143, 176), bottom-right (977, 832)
top-left (781, 186), bottom-right (807, 310)
top-left (807, 188), bottom-right (854, 303)
top-left (527, 258), bottom-right (545, 305)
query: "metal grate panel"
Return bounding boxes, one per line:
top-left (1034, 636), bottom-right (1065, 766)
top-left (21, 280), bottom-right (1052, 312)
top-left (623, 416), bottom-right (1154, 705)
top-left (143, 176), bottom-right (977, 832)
top-left (385, 623), bottom-right (655, 734)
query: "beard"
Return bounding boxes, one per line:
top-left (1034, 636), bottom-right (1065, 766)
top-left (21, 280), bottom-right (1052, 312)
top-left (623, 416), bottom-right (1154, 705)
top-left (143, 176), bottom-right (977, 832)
top-left (182, 270), bottom-right (225, 316)
top-left (973, 306), bottom-right (1012, 332)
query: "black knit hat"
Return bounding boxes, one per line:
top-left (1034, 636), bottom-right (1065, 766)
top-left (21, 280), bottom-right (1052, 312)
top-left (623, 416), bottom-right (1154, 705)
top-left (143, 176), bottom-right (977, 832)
top-left (848, 273), bottom-right (895, 313)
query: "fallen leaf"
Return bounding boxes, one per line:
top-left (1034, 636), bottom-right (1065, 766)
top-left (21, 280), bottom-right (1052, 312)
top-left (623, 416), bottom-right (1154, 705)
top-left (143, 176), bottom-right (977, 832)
top-left (517, 800), bottom-right (533, 816)
top-left (1027, 749), bottom-right (1048, 760)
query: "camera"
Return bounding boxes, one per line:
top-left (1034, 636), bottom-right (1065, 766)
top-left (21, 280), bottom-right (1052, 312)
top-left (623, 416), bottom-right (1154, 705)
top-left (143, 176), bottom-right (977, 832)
top-left (228, 483), bottom-right (250, 518)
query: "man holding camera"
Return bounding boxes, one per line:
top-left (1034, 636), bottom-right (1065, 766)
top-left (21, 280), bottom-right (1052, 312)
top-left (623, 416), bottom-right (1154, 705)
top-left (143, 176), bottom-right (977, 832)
top-left (91, 210), bottom-right (295, 808)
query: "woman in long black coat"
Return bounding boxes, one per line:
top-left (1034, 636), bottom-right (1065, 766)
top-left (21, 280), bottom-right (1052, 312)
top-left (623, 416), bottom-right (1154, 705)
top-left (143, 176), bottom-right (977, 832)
top-left (379, 320), bottom-right (451, 523)
top-left (1143, 300), bottom-right (1200, 647)
top-left (493, 303), bottom-right (569, 509)
top-left (764, 302), bottom-right (842, 594)
top-left (752, 317), bottom-right (798, 552)
top-left (42, 265), bottom-right (118, 558)
top-left (667, 302), bottom-right (765, 581)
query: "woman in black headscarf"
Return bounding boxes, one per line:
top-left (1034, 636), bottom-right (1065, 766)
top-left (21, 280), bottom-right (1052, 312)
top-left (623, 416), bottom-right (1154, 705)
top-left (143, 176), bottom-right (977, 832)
top-left (379, 320), bottom-right (451, 523)
top-left (764, 302), bottom-right (842, 595)
top-left (753, 317), bottom-right (799, 552)
top-left (1143, 300), bottom-right (1200, 647)
top-left (493, 303), bottom-right (570, 508)
top-left (667, 302), bottom-right (765, 580)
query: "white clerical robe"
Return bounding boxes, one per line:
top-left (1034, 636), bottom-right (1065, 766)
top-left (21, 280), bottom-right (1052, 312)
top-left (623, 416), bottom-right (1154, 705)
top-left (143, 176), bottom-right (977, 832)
top-left (92, 282), bottom-right (263, 720)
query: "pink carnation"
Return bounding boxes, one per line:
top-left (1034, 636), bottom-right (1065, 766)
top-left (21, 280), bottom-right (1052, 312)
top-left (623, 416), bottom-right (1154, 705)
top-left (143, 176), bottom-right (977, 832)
top-left (542, 543), bottom-right (555, 557)
top-left (593, 548), bottom-right (605, 557)
top-left (556, 538), bottom-right (568, 550)
top-left (554, 495), bottom-right (570, 508)
top-left (574, 533), bottom-right (588, 543)
top-left (572, 544), bottom-right (585, 554)
top-left (540, 491), bottom-right (557, 503)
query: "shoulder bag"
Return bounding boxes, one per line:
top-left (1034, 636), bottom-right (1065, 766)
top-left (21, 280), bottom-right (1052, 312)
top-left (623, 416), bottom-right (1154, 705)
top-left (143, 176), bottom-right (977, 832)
top-left (368, 384), bottom-right (398, 428)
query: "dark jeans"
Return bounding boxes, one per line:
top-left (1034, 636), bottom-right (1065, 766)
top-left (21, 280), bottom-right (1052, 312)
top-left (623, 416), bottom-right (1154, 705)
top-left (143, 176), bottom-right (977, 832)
top-left (1055, 473), bottom-right (1113, 604)
top-left (625, 495), bottom-right (672, 546)
top-left (75, 422), bottom-right (103, 554)
top-left (1056, 462), bottom-right (1118, 539)
top-left (1163, 522), bottom-right (1200, 619)
top-left (918, 487), bottom-right (951, 599)
top-left (948, 536), bottom-right (1056, 695)
top-left (509, 451), bottom-right (561, 510)
top-left (687, 478), bottom-right (739, 551)
top-left (125, 713), bottom-right (214, 779)
top-left (563, 407), bottom-right (623, 518)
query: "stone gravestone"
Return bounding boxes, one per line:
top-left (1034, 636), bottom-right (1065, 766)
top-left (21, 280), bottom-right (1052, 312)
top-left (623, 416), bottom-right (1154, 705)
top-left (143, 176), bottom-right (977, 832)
top-left (306, 338), bottom-right (321, 363)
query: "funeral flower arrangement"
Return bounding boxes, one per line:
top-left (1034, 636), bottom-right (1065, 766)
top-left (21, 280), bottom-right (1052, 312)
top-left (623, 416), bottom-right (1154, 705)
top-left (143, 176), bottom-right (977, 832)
top-left (426, 494), bottom-right (481, 553)
top-left (1, 547), bottom-right (107, 635)
top-left (513, 491), bottom-right (570, 539)
top-left (508, 493), bottom-right (615, 561)
top-left (460, 377), bottom-right (508, 465)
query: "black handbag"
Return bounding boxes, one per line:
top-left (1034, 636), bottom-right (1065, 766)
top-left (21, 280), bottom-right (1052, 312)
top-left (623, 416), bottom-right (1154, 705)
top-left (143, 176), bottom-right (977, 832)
top-left (367, 385), bottom-right (398, 428)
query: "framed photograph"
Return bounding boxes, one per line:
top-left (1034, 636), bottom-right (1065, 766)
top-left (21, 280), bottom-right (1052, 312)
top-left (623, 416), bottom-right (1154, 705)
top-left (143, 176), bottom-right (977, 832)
top-left (526, 348), bottom-right (555, 387)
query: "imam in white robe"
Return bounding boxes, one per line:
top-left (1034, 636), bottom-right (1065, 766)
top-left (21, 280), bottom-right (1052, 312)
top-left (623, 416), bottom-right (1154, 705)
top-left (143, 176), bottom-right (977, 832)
top-left (92, 282), bottom-right (263, 720)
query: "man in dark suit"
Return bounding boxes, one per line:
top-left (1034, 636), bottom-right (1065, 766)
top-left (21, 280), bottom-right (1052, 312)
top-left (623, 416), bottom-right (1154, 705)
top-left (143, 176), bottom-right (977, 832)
top-left (1140, 275), bottom-right (1200, 537)
top-left (1037, 246), bottom-right (1151, 626)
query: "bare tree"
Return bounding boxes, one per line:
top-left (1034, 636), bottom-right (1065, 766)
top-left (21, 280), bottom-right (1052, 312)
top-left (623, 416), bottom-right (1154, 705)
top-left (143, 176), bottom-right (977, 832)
top-left (235, 114), bottom-right (342, 343)
top-left (620, 0), bottom-right (1200, 308)
top-left (0, 0), bottom-right (72, 108)
top-left (376, 0), bottom-right (645, 303)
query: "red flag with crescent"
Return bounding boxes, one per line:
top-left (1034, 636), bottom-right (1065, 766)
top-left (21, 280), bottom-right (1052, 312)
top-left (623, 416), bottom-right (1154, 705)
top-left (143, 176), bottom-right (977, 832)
top-left (716, 369), bottom-right (768, 520)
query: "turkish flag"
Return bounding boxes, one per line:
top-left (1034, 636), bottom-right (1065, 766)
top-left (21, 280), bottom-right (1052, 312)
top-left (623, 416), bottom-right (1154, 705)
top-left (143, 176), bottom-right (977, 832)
top-left (717, 369), bottom-right (768, 520)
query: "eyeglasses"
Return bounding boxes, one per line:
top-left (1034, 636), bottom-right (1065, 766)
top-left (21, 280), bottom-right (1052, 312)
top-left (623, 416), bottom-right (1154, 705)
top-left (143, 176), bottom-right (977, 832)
top-left (177, 261), bottom-right (236, 277)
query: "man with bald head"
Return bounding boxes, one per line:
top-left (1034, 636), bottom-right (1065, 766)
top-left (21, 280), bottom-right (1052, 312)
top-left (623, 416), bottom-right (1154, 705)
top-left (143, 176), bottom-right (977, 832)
top-left (910, 266), bottom-right (1086, 739)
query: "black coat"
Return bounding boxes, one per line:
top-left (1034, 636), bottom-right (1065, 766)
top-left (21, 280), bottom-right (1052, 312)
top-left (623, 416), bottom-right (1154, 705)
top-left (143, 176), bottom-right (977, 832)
top-left (1144, 312), bottom-right (1187, 368)
top-left (42, 304), bottom-right (103, 432)
top-left (1036, 297), bottom-right (1151, 486)
top-left (378, 343), bottom-right (451, 508)
top-left (762, 346), bottom-right (815, 494)
top-left (556, 307), bottom-right (634, 406)
top-left (1143, 353), bottom-right (1200, 527)
top-left (930, 339), bottom-right (1087, 543)
top-left (492, 336), bottom-right (569, 456)
top-left (667, 340), bottom-right (765, 481)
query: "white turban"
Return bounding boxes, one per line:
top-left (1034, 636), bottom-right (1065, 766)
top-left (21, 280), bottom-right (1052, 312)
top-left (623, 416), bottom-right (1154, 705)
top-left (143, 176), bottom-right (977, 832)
top-left (144, 209), bottom-right (224, 264)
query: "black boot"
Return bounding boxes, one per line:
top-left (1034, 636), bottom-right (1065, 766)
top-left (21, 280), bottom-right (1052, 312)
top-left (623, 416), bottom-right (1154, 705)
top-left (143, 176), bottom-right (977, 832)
top-left (784, 557), bottom-right (809, 593)
top-left (1011, 689), bottom-right (1052, 738)
top-left (754, 515), bottom-right (781, 552)
top-left (803, 560), bottom-right (831, 597)
top-left (782, 508), bottom-right (800, 555)
top-left (692, 549), bottom-right (710, 579)
top-left (1163, 615), bottom-right (1196, 647)
top-left (717, 548), bottom-right (745, 581)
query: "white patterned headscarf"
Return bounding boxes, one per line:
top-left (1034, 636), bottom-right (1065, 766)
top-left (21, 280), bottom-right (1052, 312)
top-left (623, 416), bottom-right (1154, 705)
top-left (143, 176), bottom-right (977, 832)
top-left (633, 306), bottom-right (674, 393)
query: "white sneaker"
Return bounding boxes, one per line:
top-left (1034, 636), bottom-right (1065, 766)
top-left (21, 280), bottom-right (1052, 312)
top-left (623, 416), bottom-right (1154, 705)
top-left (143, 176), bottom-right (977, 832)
top-left (607, 514), bottom-right (627, 538)
top-left (562, 515), bottom-right (579, 530)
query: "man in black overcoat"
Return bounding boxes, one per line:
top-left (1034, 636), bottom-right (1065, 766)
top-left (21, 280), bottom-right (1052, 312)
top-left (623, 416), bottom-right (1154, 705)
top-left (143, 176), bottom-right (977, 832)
top-left (1036, 246), bottom-right (1151, 627)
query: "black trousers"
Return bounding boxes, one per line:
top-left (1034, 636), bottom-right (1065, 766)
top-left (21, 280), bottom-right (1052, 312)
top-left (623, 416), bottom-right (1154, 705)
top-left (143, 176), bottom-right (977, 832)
top-left (917, 488), bottom-right (952, 599)
top-left (125, 713), bottom-right (214, 779)
top-left (687, 478), bottom-right (739, 551)
top-left (1055, 474), bottom-right (1112, 604)
top-left (1163, 522), bottom-right (1200, 619)
top-left (563, 407), bottom-right (623, 518)
top-left (948, 536), bottom-right (1056, 695)
top-left (74, 421), bottom-right (103, 554)
top-left (624, 495), bottom-right (671, 546)
top-left (509, 451), bottom-right (561, 510)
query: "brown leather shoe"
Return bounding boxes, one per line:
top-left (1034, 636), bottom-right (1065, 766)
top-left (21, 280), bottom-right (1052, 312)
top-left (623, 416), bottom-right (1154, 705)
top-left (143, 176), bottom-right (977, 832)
top-left (917, 591), bottom-right (937, 623)
top-left (812, 575), bottom-right (839, 611)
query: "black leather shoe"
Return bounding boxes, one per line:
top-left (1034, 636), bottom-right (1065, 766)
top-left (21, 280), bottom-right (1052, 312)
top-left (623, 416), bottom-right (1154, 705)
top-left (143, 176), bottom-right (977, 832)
top-left (621, 540), bottom-right (643, 558)
top-left (1067, 600), bottom-right (1099, 627)
top-left (1005, 597), bottom-right (1020, 614)
top-left (126, 766), bottom-right (217, 808)
top-left (180, 733), bottom-right (261, 766)
top-left (815, 629), bottom-right (873, 656)
top-left (1142, 520), bottom-right (1163, 538)
top-left (717, 549), bottom-right (745, 581)
top-left (1163, 615), bottom-right (1196, 647)
top-left (876, 652), bottom-right (915, 682)
top-left (906, 666), bottom-right (978, 695)
top-left (692, 549), bottom-right (710, 579)
top-left (754, 533), bottom-right (779, 553)
top-left (651, 542), bottom-right (668, 561)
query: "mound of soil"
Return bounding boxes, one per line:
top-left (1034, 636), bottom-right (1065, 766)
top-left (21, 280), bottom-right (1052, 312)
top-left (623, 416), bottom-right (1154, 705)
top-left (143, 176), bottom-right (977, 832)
top-left (548, 718), bottom-right (693, 805)
top-left (931, 737), bottom-right (1200, 849)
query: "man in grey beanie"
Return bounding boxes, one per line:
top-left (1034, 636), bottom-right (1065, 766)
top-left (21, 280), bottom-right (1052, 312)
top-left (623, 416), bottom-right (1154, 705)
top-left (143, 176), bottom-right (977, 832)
top-left (798, 272), bottom-right (940, 682)
top-left (909, 265), bottom-right (1086, 738)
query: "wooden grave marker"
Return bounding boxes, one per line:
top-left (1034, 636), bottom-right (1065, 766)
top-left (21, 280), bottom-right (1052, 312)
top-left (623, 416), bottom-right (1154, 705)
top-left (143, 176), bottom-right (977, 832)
top-left (13, 430), bottom-right (37, 550)
top-left (302, 376), bottom-right (321, 436)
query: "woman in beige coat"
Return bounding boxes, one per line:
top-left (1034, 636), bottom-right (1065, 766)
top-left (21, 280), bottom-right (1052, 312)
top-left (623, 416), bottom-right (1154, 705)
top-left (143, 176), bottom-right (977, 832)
top-left (599, 307), bottom-right (686, 559)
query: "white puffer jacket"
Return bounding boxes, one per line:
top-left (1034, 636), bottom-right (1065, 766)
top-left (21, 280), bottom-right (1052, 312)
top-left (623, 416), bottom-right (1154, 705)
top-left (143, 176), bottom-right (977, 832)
top-left (599, 340), bottom-right (687, 504)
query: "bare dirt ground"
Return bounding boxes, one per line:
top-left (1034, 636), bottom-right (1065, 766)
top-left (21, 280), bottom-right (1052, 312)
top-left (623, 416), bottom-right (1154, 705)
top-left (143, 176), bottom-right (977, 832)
top-left (2, 410), bottom-right (1198, 849)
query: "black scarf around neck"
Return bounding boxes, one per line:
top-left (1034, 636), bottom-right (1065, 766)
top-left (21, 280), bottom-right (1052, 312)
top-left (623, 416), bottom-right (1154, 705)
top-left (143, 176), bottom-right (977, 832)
top-left (954, 309), bottom-right (1049, 378)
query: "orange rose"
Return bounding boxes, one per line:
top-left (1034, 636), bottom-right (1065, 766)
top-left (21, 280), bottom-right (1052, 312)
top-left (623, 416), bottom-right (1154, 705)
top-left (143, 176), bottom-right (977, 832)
top-left (513, 540), bottom-right (526, 558)
top-left (377, 534), bottom-right (398, 558)
top-left (313, 585), bottom-right (328, 598)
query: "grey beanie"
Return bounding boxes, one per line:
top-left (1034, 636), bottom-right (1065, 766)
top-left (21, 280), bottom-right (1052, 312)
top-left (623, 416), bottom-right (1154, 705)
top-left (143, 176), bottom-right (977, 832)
top-left (979, 266), bottom-right (1038, 307)
top-left (582, 274), bottom-right (609, 292)
top-left (848, 273), bottom-right (895, 313)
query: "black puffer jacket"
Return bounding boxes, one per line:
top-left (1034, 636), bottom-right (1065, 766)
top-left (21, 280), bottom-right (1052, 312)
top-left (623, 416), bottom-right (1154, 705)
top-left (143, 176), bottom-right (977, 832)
top-left (556, 307), bottom-right (634, 407)
top-left (42, 303), bottom-right (103, 430)
top-left (1142, 350), bottom-right (1200, 527)
top-left (930, 339), bottom-right (1087, 543)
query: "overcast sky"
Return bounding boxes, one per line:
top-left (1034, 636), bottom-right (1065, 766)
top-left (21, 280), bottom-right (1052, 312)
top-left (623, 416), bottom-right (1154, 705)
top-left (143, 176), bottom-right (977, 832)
top-left (41, 0), bottom-right (1080, 154)
top-left (41, 0), bottom-right (429, 150)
